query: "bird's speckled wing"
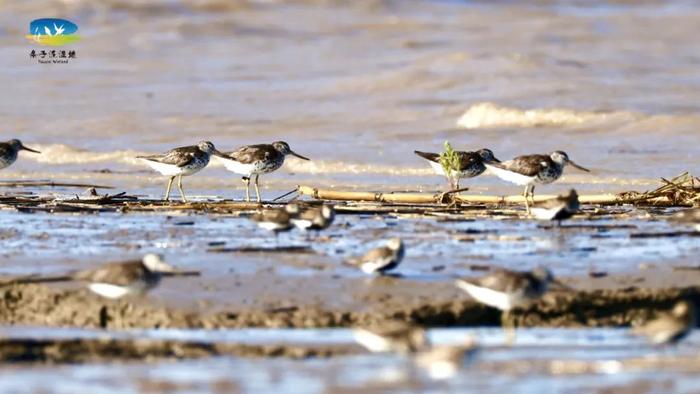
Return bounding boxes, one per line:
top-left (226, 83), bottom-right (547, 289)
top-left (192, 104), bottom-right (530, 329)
top-left (252, 208), bottom-right (291, 223)
top-left (360, 246), bottom-right (393, 264)
top-left (456, 151), bottom-right (482, 171)
top-left (0, 143), bottom-right (13, 159)
top-left (139, 146), bottom-right (201, 167)
top-left (475, 270), bottom-right (530, 293)
top-left (492, 154), bottom-right (550, 176)
top-left (73, 261), bottom-right (146, 286)
top-left (226, 144), bottom-right (279, 164)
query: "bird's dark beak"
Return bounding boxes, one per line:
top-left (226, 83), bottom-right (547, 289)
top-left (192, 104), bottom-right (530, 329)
top-left (489, 156), bottom-right (501, 164)
top-left (550, 279), bottom-right (572, 291)
top-left (20, 144), bottom-right (41, 154)
top-left (211, 149), bottom-right (227, 158)
top-left (568, 160), bottom-right (589, 172)
top-left (290, 151), bottom-right (310, 161)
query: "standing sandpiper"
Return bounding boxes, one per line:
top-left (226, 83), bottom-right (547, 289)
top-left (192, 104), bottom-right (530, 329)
top-left (0, 139), bottom-right (41, 170)
top-left (9, 254), bottom-right (199, 299)
top-left (633, 301), bottom-right (696, 345)
top-left (353, 321), bottom-right (429, 354)
top-left (137, 141), bottom-right (225, 202)
top-left (530, 189), bottom-right (580, 223)
top-left (345, 238), bottom-right (404, 275)
top-left (218, 141), bottom-right (310, 202)
top-left (485, 151), bottom-right (589, 214)
top-left (456, 267), bottom-right (566, 337)
top-left (414, 148), bottom-right (499, 189)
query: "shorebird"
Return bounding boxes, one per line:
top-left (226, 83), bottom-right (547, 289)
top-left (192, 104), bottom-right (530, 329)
top-left (353, 321), bottom-right (429, 354)
top-left (287, 203), bottom-right (335, 233)
top-left (137, 141), bottom-right (224, 202)
top-left (250, 206), bottom-right (295, 234)
top-left (345, 238), bottom-right (404, 275)
top-left (414, 148), bottom-right (499, 189)
top-left (485, 151), bottom-right (589, 214)
top-left (455, 267), bottom-right (567, 338)
top-left (669, 208), bottom-right (700, 231)
top-left (530, 189), bottom-right (580, 224)
top-left (633, 301), bottom-right (696, 345)
top-left (218, 141), bottom-right (310, 202)
top-left (414, 341), bottom-right (477, 380)
top-left (6, 254), bottom-right (199, 299)
top-left (0, 139), bottom-right (41, 170)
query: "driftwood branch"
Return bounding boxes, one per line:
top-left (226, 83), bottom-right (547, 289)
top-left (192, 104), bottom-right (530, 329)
top-left (0, 180), bottom-right (114, 189)
top-left (297, 185), bottom-right (623, 205)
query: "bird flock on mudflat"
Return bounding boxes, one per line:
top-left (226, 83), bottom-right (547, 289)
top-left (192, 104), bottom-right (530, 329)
top-left (0, 137), bottom-right (697, 380)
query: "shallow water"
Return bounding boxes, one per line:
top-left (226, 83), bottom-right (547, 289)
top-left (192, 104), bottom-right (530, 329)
top-left (1, 326), bottom-right (700, 393)
top-left (0, 205), bottom-right (697, 277)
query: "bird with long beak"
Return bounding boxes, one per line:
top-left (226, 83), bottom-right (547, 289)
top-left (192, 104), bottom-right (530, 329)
top-left (137, 141), bottom-right (225, 202)
top-left (414, 148), bottom-right (500, 189)
top-left (217, 141), bottom-right (310, 202)
top-left (0, 139), bottom-right (41, 170)
top-left (633, 300), bottom-right (696, 345)
top-left (485, 151), bottom-right (589, 214)
top-left (2, 254), bottom-right (199, 299)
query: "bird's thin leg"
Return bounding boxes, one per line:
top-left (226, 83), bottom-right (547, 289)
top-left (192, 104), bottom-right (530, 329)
top-left (242, 177), bottom-right (250, 202)
top-left (165, 176), bottom-right (175, 201)
top-left (522, 186), bottom-right (531, 215)
top-left (254, 174), bottom-right (261, 203)
top-left (530, 185), bottom-right (536, 206)
top-left (177, 174), bottom-right (187, 202)
top-left (503, 311), bottom-right (516, 345)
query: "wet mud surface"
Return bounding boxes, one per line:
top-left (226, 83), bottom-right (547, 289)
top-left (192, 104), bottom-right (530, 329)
top-left (0, 200), bottom-right (698, 366)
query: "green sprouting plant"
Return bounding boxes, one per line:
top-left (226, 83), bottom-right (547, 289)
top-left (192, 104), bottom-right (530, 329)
top-left (439, 141), bottom-right (461, 190)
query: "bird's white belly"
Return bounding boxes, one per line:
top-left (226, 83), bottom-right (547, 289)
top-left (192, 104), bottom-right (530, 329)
top-left (428, 161), bottom-right (446, 176)
top-left (455, 280), bottom-right (515, 311)
top-left (220, 158), bottom-right (258, 177)
top-left (485, 164), bottom-right (536, 186)
top-left (530, 206), bottom-right (560, 220)
top-left (142, 158), bottom-right (206, 177)
top-left (219, 157), bottom-right (283, 177)
top-left (291, 218), bottom-right (314, 231)
top-left (352, 330), bottom-right (392, 353)
top-left (88, 283), bottom-right (132, 299)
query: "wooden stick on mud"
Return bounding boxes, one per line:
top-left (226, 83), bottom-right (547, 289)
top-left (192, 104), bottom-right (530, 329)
top-left (297, 185), bottom-right (638, 205)
top-left (0, 180), bottom-right (114, 189)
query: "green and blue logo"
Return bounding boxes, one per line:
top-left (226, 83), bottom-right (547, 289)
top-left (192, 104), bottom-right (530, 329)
top-left (27, 18), bottom-right (80, 46)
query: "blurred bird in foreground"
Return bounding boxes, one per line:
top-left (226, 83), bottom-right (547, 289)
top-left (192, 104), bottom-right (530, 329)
top-left (413, 338), bottom-right (478, 380)
top-left (3, 254), bottom-right (199, 299)
top-left (345, 238), bottom-right (404, 275)
top-left (633, 300), bottom-right (696, 345)
top-left (353, 320), bottom-right (429, 354)
top-left (456, 267), bottom-right (568, 342)
top-left (530, 189), bottom-right (580, 224)
top-left (286, 203), bottom-right (335, 235)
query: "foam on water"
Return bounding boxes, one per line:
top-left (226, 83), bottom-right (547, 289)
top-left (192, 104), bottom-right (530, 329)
top-left (457, 102), bottom-right (640, 129)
